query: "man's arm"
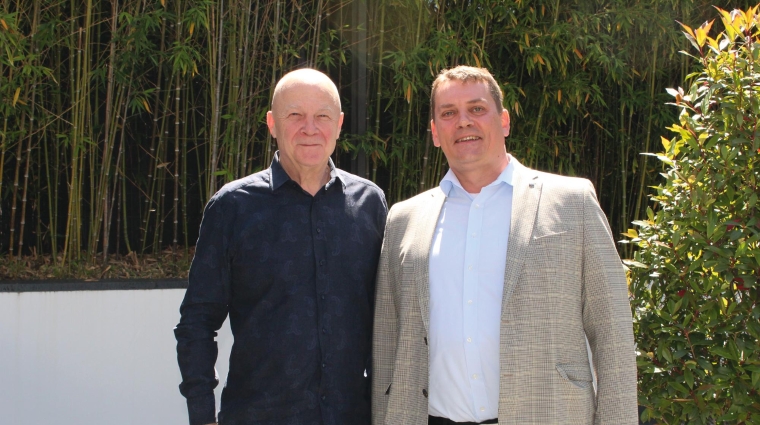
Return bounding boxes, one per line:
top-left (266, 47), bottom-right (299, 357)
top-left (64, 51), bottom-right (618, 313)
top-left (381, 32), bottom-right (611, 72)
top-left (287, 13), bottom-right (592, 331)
top-left (174, 195), bottom-right (232, 425)
top-left (579, 181), bottom-right (638, 424)
top-left (372, 208), bottom-right (398, 425)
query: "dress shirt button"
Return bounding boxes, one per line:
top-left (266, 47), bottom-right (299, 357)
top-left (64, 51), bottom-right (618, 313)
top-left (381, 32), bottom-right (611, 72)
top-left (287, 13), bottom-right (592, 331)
top-left (467, 299), bottom-right (473, 304)
top-left (475, 204), bottom-right (480, 208)
top-left (321, 395), bottom-right (326, 401)
top-left (321, 295), bottom-right (325, 300)
top-left (322, 328), bottom-right (326, 333)
top-left (319, 259), bottom-right (325, 266)
top-left (316, 228), bottom-right (321, 233)
top-left (322, 363), bottom-right (326, 368)
top-left (471, 232), bottom-right (477, 237)
top-left (466, 337), bottom-right (472, 343)
top-left (472, 374), bottom-right (478, 380)
top-left (480, 406), bottom-right (485, 412)
top-left (422, 389), bottom-right (428, 398)
top-left (468, 265), bottom-right (473, 270)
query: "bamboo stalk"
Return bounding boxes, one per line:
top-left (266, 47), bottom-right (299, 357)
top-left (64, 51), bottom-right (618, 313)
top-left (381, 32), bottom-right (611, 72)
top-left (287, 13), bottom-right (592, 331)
top-left (94, 0), bottom-right (120, 261)
top-left (207, 0), bottom-right (225, 200)
top-left (634, 34), bottom-right (659, 223)
top-left (173, 72), bottom-right (180, 256)
top-left (264, 0), bottom-right (282, 167)
top-left (372, 0), bottom-right (385, 183)
top-left (8, 113), bottom-right (25, 257)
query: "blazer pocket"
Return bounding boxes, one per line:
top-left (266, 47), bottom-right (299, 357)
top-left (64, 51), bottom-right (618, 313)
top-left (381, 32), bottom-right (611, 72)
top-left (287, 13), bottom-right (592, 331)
top-left (556, 363), bottom-right (593, 389)
top-left (533, 228), bottom-right (571, 240)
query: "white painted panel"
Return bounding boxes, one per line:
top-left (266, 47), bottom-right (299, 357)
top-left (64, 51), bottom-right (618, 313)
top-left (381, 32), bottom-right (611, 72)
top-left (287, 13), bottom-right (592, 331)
top-left (0, 289), bottom-right (233, 425)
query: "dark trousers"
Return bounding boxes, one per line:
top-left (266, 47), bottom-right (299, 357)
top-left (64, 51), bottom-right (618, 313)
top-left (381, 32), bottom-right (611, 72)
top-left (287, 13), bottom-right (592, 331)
top-left (428, 416), bottom-right (498, 425)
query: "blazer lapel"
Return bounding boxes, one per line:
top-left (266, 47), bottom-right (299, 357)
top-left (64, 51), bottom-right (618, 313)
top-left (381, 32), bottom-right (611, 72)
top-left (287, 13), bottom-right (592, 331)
top-left (415, 188), bottom-right (446, 335)
top-left (502, 165), bottom-right (541, 307)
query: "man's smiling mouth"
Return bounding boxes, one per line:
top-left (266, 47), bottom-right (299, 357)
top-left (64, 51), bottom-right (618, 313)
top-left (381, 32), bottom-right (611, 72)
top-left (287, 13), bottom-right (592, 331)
top-left (456, 136), bottom-right (481, 143)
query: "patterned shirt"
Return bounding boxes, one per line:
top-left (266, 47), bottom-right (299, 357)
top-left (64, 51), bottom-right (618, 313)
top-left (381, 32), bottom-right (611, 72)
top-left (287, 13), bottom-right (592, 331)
top-left (175, 152), bottom-right (387, 425)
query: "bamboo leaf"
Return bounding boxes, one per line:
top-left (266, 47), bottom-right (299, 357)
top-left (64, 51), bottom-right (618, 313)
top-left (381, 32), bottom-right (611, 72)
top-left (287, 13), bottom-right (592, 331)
top-left (12, 87), bottom-right (20, 107)
top-left (472, 52), bottom-right (481, 68)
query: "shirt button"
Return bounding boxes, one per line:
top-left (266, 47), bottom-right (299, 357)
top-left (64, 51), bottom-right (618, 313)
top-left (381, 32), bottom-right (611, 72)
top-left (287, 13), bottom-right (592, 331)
top-left (467, 300), bottom-right (473, 305)
top-left (471, 232), bottom-right (477, 237)
top-left (322, 328), bottom-right (326, 333)
top-left (319, 260), bottom-right (325, 266)
top-left (316, 228), bottom-right (321, 233)
top-left (468, 265), bottom-right (473, 270)
top-left (322, 363), bottom-right (326, 368)
top-left (466, 337), bottom-right (472, 343)
top-left (472, 374), bottom-right (478, 379)
top-left (321, 395), bottom-right (326, 401)
top-left (480, 407), bottom-right (485, 412)
top-left (321, 295), bottom-right (325, 300)
top-left (475, 204), bottom-right (480, 208)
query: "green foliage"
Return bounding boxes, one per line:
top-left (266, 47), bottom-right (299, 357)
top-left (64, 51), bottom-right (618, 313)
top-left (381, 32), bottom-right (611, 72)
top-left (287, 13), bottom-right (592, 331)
top-left (1, 0), bottom-right (757, 263)
top-left (626, 6), bottom-right (760, 423)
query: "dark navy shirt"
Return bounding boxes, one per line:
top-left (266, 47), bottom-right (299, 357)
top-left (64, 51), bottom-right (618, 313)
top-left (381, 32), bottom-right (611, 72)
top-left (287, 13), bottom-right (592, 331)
top-left (175, 152), bottom-right (387, 425)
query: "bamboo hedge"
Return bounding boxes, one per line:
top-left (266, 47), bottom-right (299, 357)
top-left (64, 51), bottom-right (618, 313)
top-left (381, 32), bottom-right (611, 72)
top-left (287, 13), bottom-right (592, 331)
top-left (0, 0), bottom-right (754, 263)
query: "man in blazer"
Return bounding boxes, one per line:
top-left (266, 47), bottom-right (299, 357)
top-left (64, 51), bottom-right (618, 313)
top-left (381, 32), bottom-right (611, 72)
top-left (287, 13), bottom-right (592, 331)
top-left (372, 66), bottom-right (637, 425)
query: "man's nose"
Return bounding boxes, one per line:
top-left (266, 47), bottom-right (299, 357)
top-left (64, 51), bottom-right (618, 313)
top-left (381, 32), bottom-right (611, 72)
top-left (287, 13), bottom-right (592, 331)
top-left (457, 113), bottom-right (474, 128)
top-left (302, 116), bottom-right (318, 135)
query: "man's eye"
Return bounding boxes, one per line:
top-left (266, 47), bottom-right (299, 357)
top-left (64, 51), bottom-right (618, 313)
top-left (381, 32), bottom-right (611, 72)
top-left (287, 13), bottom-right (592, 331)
top-left (472, 106), bottom-right (484, 112)
top-left (441, 111), bottom-right (454, 117)
top-left (289, 112), bottom-right (301, 117)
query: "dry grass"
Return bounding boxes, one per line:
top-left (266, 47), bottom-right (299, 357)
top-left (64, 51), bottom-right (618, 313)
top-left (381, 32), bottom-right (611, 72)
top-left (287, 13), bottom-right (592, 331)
top-left (0, 248), bottom-right (194, 281)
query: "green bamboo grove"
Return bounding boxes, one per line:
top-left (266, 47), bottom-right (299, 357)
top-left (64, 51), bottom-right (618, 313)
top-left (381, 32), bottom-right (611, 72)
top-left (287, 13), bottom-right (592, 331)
top-left (0, 0), bottom-right (753, 263)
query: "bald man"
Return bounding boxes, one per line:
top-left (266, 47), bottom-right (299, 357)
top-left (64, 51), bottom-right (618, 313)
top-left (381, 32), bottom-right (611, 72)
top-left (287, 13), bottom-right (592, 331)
top-left (175, 69), bottom-right (387, 425)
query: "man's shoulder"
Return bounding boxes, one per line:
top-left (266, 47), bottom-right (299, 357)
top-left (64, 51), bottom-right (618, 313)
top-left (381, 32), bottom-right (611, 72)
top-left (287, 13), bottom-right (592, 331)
top-left (388, 187), bottom-right (444, 216)
top-left (524, 167), bottom-right (592, 193)
top-left (211, 169), bottom-right (271, 201)
top-left (335, 168), bottom-right (384, 194)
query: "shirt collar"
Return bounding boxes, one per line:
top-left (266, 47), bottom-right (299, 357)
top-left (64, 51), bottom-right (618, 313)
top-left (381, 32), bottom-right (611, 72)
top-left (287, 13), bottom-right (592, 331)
top-left (439, 154), bottom-right (518, 196)
top-left (269, 151), bottom-right (345, 192)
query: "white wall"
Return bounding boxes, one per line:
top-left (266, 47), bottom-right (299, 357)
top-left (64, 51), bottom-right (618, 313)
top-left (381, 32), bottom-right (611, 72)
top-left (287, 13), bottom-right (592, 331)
top-left (0, 288), bottom-right (233, 425)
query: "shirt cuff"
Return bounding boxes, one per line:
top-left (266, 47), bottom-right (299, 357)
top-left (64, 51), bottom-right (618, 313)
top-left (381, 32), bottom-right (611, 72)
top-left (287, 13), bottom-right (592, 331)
top-left (186, 393), bottom-right (216, 425)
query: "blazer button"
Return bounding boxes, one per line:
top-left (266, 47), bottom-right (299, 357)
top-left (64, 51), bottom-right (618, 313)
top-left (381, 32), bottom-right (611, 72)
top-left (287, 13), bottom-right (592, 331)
top-left (424, 337), bottom-right (428, 345)
top-left (422, 389), bottom-right (428, 398)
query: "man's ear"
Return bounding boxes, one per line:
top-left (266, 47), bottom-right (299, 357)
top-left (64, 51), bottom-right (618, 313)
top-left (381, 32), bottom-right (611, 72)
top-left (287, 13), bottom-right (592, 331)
top-left (501, 109), bottom-right (510, 138)
top-left (431, 119), bottom-right (441, 147)
top-left (266, 111), bottom-right (276, 137)
top-left (337, 112), bottom-right (345, 137)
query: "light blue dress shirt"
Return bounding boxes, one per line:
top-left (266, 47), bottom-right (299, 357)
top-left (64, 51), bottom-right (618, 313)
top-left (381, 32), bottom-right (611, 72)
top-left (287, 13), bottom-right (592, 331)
top-left (428, 158), bottom-right (515, 422)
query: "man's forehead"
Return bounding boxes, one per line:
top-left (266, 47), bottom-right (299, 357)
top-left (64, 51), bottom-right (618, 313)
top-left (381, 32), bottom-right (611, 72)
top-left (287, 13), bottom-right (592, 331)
top-left (280, 101), bottom-right (338, 111)
top-left (435, 81), bottom-right (491, 108)
top-left (273, 80), bottom-right (340, 109)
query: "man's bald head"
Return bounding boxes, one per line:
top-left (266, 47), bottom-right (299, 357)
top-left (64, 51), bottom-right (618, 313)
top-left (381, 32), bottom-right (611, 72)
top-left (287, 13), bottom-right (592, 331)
top-left (271, 68), bottom-right (341, 111)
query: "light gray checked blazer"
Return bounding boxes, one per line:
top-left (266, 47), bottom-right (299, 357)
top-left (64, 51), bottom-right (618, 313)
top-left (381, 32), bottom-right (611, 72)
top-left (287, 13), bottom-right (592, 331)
top-left (372, 161), bottom-right (637, 425)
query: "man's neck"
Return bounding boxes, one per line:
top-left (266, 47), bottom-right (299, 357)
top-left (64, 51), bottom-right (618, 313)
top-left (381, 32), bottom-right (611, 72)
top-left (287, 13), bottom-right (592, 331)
top-left (451, 156), bottom-right (510, 194)
top-left (280, 160), bottom-right (331, 196)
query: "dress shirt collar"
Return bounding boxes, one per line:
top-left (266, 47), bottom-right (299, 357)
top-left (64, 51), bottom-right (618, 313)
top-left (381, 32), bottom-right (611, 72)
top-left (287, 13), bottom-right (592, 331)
top-left (269, 151), bottom-right (345, 192)
top-left (439, 154), bottom-right (518, 197)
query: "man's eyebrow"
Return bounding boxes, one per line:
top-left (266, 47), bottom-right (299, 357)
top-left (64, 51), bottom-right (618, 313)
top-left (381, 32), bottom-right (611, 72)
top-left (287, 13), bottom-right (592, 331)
top-left (283, 104), bottom-right (336, 111)
top-left (438, 98), bottom-right (488, 109)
